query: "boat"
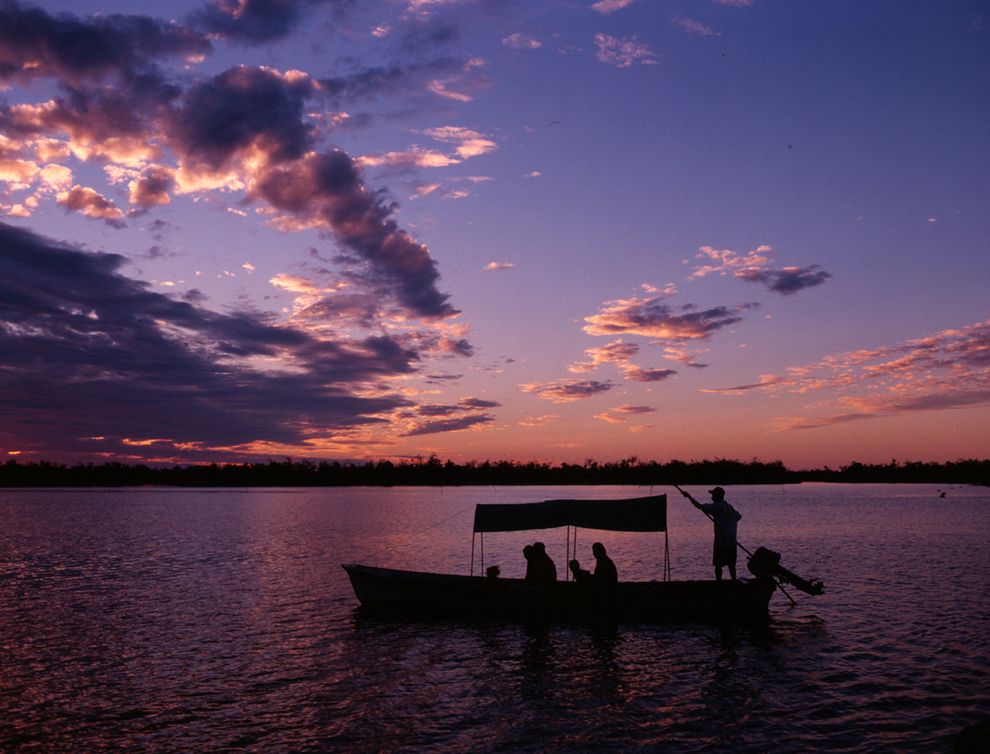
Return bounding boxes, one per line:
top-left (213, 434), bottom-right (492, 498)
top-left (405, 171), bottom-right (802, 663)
top-left (343, 493), bottom-right (821, 624)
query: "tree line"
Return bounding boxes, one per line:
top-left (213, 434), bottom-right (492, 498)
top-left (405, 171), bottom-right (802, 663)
top-left (1, 456), bottom-right (988, 487)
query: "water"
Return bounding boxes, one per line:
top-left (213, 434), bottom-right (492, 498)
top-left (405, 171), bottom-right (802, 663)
top-left (1, 484), bottom-right (987, 753)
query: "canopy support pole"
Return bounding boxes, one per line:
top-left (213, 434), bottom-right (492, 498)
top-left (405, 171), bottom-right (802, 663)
top-left (470, 532), bottom-right (476, 576)
top-left (664, 531), bottom-right (671, 581)
top-left (565, 526), bottom-right (571, 581)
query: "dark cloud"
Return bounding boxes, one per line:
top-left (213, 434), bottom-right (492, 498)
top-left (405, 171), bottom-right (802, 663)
top-left (411, 396), bottom-right (498, 418)
top-left (171, 66), bottom-right (316, 170)
top-left (417, 404), bottom-right (461, 417)
top-left (401, 414), bottom-right (494, 437)
top-left (161, 64), bottom-right (459, 322)
top-left (0, 223), bottom-right (415, 459)
top-left (623, 366), bottom-right (677, 382)
top-left (736, 265), bottom-right (832, 295)
top-left (319, 57), bottom-right (460, 105)
top-left (297, 292), bottom-right (383, 328)
top-left (399, 20), bottom-right (460, 53)
top-left (0, 1), bottom-right (211, 86)
top-left (425, 372), bottom-right (462, 383)
top-left (459, 397), bottom-right (500, 409)
top-left (521, 379), bottom-right (615, 403)
top-left (129, 165), bottom-right (174, 208)
top-left (190, 0), bottom-right (352, 44)
top-left (254, 150), bottom-right (457, 319)
top-left (585, 296), bottom-right (755, 340)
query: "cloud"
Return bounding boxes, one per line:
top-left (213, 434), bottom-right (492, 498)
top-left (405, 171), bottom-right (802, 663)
top-left (570, 341), bottom-right (640, 373)
top-left (690, 244), bottom-right (773, 279)
top-left (569, 340), bottom-right (675, 383)
top-left (425, 57), bottom-right (488, 103)
top-left (459, 397), bottom-right (500, 409)
top-left (673, 17), bottom-right (721, 36)
top-left (357, 149), bottom-right (459, 170)
top-left (622, 366), bottom-right (677, 382)
top-left (595, 404), bottom-right (656, 424)
top-left (398, 18), bottom-right (459, 52)
top-left (662, 345), bottom-right (709, 368)
top-left (0, 223), bottom-right (422, 459)
top-left (592, 0), bottom-right (636, 13)
top-left (56, 185), bottom-right (125, 226)
top-left (483, 262), bottom-right (515, 271)
top-left (584, 295), bottom-right (752, 340)
top-left (128, 164), bottom-right (174, 207)
top-left (318, 58), bottom-right (461, 106)
top-left (357, 126), bottom-right (496, 172)
top-left (401, 413), bottom-right (494, 436)
top-left (189, 0), bottom-right (351, 45)
top-left (420, 126), bottom-right (497, 159)
top-left (170, 66), bottom-right (316, 172)
top-left (253, 150), bottom-right (458, 319)
top-left (2, 0), bottom-right (465, 329)
top-left (502, 33), bottom-right (541, 49)
top-left (690, 245), bottom-right (831, 295)
top-left (594, 33), bottom-right (657, 68)
top-left (520, 379), bottom-right (614, 403)
top-left (712, 0), bottom-right (753, 6)
top-left (0, 1), bottom-right (211, 87)
top-left (705, 319), bottom-right (990, 429)
top-left (399, 394), bottom-right (497, 436)
top-left (735, 265), bottom-right (832, 295)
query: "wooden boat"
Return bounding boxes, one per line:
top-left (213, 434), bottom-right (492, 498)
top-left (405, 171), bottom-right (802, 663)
top-left (343, 563), bottom-right (776, 623)
top-left (343, 494), bottom-right (819, 624)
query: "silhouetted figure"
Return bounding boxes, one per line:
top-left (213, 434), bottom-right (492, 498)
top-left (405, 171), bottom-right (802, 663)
top-left (486, 565), bottom-right (500, 579)
top-left (523, 544), bottom-right (535, 582)
top-left (529, 541), bottom-right (557, 584)
top-left (591, 542), bottom-right (618, 587)
top-left (568, 559), bottom-right (592, 583)
top-left (692, 487), bottom-right (742, 580)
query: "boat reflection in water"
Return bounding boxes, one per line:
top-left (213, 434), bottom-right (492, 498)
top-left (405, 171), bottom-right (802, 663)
top-left (344, 494), bottom-right (821, 624)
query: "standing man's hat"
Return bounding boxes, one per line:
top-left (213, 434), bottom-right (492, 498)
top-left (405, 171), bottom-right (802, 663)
top-left (708, 486), bottom-right (725, 496)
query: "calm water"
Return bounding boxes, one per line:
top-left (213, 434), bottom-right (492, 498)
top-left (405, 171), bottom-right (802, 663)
top-left (1, 484), bottom-right (988, 753)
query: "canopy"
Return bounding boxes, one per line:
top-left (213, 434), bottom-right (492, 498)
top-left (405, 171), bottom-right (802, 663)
top-left (473, 494), bottom-right (666, 534)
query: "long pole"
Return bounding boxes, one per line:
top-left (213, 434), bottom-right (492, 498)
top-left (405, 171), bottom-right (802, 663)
top-left (674, 484), bottom-right (797, 606)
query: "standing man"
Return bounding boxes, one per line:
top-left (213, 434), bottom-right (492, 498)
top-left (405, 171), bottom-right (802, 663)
top-left (680, 486), bottom-right (742, 581)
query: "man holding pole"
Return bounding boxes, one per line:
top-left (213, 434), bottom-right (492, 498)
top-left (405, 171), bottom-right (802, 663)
top-left (680, 486), bottom-right (742, 581)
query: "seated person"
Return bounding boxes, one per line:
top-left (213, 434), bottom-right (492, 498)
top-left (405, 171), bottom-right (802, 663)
top-left (529, 541), bottom-right (557, 584)
top-left (568, 559), bottom-right (592, 584)
top-left (591, 542), bottom-right (618, 587)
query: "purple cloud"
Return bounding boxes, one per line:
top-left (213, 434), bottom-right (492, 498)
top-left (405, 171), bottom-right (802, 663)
top-left (520, 379), bottom-right (615, 403)
top-left (584, 296), bottom-right (755, 340)
top-left (735, 265), bottom-right (832, 295)
top-left (0, 223), bottom-right (416, 459)
top-left (401, 414), bottom-right (494, 437)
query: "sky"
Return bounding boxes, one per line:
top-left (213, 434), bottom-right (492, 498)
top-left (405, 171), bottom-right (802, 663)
top-left (1, 0), bottom-right (989, 469)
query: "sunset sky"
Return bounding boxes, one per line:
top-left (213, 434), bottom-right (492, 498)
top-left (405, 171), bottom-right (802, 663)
top-left (1, 0), bottom-right (988, 468)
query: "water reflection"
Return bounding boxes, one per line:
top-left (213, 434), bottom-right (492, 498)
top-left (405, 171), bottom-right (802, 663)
top-left (2, 485), bottom-right (988, 753)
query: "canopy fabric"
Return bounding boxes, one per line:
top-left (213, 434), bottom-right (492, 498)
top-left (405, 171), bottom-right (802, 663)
top-left (473, 495), bottom-right (666, 533)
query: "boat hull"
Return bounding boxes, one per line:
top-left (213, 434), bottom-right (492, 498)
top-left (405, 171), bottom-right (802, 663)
top-left (342, 564), bottom-right (776, 624)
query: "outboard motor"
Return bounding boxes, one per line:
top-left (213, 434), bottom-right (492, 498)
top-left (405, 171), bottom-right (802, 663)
top-left (747, 546), bottom-right (824, 596)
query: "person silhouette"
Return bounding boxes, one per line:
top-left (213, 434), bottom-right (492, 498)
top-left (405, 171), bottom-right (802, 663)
top-left (523, 544), bottom-right (535, 582)
top-left (694, 487), bottom-right (742, 581)
top-left (591, 542), bottom-right (618, 587)
top-left (530, 541), bottom-right (557, 584)
top-left (569, 559), bottom-right (592, 584)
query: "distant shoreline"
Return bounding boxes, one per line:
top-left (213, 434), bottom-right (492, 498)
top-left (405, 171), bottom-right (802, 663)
top-left (2, 458), bottom-right (987, 488)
